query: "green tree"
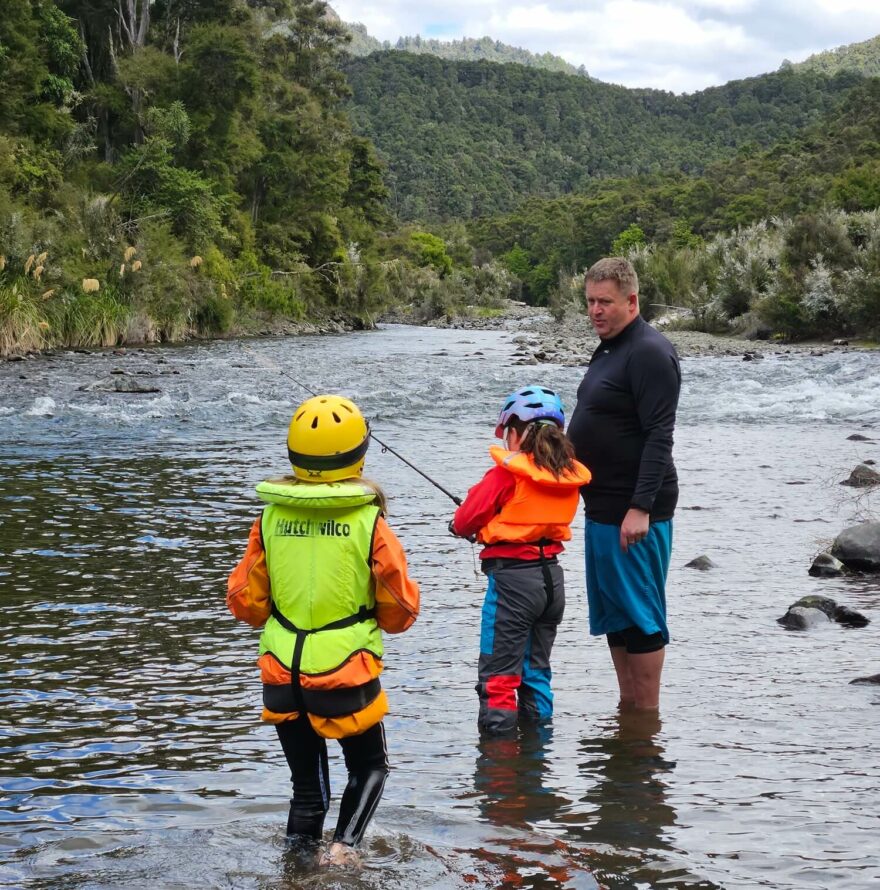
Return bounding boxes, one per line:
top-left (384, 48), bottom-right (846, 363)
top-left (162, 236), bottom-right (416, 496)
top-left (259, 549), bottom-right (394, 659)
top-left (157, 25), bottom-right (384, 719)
top-left (611, 223), bottom-right (646, 255)
top-left (409, 231), bottom-right (452, 276)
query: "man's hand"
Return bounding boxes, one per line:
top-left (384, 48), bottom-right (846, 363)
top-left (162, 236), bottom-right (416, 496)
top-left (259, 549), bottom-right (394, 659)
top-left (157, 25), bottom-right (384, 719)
top-left (620, 507), bottom-right (650, 552)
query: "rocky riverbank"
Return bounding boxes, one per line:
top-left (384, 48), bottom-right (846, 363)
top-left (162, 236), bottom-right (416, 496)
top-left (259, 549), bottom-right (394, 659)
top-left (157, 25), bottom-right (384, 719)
top-left (383, 301), bottom-right (865, 364)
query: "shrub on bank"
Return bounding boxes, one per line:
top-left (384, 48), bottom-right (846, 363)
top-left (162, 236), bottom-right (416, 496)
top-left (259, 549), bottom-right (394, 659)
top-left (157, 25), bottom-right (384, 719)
top-left (613, 209), bottom-right (880, 339)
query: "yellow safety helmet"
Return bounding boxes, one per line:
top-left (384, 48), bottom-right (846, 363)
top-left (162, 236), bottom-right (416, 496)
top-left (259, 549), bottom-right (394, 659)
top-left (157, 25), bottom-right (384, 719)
top-left (287, 394), bottom-right (370, 482)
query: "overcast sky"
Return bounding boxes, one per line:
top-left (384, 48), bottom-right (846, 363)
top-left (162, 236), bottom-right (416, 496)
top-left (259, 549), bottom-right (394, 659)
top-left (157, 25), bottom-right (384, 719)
top-left (332, 1), bottom-right (880, 93)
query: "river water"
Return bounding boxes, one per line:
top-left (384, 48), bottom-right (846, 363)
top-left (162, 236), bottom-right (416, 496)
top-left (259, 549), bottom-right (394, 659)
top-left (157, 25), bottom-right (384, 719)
top-left (1, 324), bottom-right (878, 890)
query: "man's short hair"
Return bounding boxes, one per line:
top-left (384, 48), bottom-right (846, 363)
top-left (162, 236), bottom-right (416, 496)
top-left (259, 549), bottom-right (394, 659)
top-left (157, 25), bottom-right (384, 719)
top-left (585, 257), bottom-right (639, 296)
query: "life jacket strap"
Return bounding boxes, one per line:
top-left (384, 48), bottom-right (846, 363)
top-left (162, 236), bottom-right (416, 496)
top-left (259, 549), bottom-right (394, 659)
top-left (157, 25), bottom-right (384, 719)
top-left (270, 603), bottom-right (376, 636)
top-left (536, 541), bottom-right (556, 616)
top-left (270, 603), bottom-right (377, 711)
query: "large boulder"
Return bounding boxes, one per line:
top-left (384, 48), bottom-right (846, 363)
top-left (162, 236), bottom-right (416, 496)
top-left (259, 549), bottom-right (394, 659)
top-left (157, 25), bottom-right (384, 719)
top-left (840, 464), bottom-right (880, 487)
top-left (777, 595), bottom-right (869, 630)
top-left (778, 605), bottom-right (831, 630)
top-left (808, 552), bottom-right (845, 578)
top-left (830, 523), bottom-right (880, 572)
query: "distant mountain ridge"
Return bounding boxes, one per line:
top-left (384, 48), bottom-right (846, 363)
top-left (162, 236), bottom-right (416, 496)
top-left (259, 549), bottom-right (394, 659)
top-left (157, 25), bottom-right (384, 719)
top-left (338, 16), bottom-right (589, 78)
top-left (789, 33), bottom-right (880, 78)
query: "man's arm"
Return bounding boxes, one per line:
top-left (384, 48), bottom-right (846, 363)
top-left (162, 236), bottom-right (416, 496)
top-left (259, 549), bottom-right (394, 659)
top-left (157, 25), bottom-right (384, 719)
top-left (630, 340), bottom-right (681, 515)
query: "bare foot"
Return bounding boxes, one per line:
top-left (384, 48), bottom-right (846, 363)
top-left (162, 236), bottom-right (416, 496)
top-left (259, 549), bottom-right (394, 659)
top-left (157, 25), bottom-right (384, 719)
top-left (318, 842), bottom-right (361, 869)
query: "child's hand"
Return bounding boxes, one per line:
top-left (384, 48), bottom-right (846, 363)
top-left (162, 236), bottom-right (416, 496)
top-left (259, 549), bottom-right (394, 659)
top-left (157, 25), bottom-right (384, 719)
top-left (448, 519), bottom-right (476, 543)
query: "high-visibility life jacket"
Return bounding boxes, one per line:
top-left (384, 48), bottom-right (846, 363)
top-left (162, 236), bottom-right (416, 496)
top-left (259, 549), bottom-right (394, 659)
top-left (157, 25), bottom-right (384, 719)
top-left (256, 478), bottom-right (384, 726)
top-left (479, 447), bottom-right (592, 545)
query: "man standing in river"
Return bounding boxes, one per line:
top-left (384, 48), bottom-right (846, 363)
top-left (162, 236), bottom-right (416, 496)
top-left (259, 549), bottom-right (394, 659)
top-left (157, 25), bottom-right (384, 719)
top-left (567, 257), bottom-right (681, 711)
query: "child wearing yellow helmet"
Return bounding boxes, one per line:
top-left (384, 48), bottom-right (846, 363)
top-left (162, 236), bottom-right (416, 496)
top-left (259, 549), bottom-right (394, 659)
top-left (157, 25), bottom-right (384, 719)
top-left (228, 394), bottom-right (420, 867)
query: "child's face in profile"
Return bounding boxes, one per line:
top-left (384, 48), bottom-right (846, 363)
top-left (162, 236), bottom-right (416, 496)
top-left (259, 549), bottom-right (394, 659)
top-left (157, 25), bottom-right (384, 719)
top-left (503, 426), bottom-right (523, 451)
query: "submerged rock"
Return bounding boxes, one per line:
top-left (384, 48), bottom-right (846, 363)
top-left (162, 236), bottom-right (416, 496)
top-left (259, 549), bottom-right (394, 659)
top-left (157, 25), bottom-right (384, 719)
top-left (778, 595), bottom-right (870, 630)
top-left (80, 376), bottom-right (162, 394)
top-left (830, 523), bottom-right (880, 572)
top-left (834, 605), bottom-right (870, 628)
top-left (846, 433), bottom-right (872, 442)
top-left (840, 464), bottom-right (880, 487)
top-left (779, 605), bottom-right (831, 630)
top-left (685, 555), bottom-right (717, 570)
top-left (808, 552), bottom-right (845, 578)
top-left (850, 673), bottom-right (880, 685)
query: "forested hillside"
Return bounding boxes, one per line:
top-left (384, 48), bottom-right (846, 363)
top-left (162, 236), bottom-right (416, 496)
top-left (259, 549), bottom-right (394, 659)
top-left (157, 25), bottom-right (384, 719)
top-left (470, 77), bottom-right (880, 265)
top-left (463, 77), bottom-right (880, 337)
top-left (3, 1), bottom-right (879, 354)
top-left (793, 34), bottom-right (880, 78)
top-left (0, 0), bottom-right (393, 354)
top-left (344, 52), bottom-right (862, 220)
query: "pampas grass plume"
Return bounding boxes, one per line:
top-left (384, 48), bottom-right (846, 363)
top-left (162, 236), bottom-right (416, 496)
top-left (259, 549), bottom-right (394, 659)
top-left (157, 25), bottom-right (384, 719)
top-left (132, 260), bottom-right (142, 272)
top-left (33, 265), bottom-right (44, 281)
top-left (124, 246), bottom-right (137, 263)
top-left (36, 251), bottom-right (48, 264)
top-left (41, 289), bottom-right (56, 300)
top-left (24, 254), bottom-right (36, 275)
top-left (82, 278), bottom-right (100, 293)
top-left (190, 255), bottom-right (203, 268)
top-left (119, 263), bottom-right (126, 278)
top-left (0, 256), bottom-right (6, 271)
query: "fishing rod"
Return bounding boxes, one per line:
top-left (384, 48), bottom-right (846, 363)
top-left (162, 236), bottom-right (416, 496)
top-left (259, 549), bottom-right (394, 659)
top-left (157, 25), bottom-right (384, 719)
top-left (241, 343), bottom-right (462, 506)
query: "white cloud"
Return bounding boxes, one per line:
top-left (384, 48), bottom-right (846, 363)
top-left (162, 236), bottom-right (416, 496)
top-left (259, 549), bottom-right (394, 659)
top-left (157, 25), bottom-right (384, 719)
top-left (332, 1), bottom-right (880, 92)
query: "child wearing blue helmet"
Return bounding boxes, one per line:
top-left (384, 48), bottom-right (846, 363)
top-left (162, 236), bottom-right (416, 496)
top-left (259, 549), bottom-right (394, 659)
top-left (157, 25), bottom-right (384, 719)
top-left (449, 386), bottom-right (592, 734)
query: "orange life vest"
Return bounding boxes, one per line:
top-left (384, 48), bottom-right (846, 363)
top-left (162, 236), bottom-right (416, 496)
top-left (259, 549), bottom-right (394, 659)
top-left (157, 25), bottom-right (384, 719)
top-left (479, 446), bottom-right (592, 545)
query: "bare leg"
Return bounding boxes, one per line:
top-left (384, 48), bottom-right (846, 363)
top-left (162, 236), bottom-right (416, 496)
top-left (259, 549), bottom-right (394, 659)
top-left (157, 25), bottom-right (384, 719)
top-left (628, 648), bottom-right (665, 710)
top-left (609, 646), bottom-right (635, 706)
top-left (608, 647), bottom-right (665, 710)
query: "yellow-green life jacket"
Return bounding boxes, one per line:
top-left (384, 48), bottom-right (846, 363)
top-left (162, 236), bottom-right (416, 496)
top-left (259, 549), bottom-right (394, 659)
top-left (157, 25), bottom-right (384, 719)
top-left (256, 478), bottom-right (383, 717)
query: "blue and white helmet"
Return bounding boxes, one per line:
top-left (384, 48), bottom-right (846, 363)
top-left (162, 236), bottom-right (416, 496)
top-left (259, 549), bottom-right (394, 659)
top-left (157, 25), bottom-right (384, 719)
top-left (494, 385), bottom-right (565, 438)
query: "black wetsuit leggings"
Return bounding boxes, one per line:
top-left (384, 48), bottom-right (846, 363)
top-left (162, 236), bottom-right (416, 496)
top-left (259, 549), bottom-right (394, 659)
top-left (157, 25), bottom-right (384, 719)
top-left (275, 716), bottom-right (388, 846)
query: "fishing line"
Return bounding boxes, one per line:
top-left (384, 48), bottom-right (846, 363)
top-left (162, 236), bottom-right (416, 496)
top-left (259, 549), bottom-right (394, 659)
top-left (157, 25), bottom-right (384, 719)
top-left (239, 342), bottom-right (462, 506)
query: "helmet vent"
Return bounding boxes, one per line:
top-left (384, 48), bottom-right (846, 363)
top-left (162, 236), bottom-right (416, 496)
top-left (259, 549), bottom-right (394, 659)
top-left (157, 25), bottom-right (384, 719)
top-left (332, 412), bottom-right (341, 423)
top-left (311, 417), bottom-right (319, 429)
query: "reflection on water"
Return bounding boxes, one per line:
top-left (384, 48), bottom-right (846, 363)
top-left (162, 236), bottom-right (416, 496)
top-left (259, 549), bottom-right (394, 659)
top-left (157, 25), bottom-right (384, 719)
top-left (574, 711), bottom-right (715, 889)
top-left (579, 711), bottom-right (675, 849)
top-left (1, 328), bottom-right (879, 888)
top-left (471, 727), bottom-right (597, 889)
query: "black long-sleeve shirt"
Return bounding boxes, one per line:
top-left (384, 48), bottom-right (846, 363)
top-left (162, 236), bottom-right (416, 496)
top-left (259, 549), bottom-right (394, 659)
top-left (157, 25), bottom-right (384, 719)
top-left (567, 315), bottom-right (681, 525)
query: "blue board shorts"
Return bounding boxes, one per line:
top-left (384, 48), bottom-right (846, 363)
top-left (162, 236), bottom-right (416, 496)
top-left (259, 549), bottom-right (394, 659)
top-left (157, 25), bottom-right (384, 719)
top-left (584, 518), bottom-right (672, 643)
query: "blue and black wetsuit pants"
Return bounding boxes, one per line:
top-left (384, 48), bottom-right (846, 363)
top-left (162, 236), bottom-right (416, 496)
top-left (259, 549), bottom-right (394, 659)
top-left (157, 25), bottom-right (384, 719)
top-left (477, 556), bottom-right (565, 735)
